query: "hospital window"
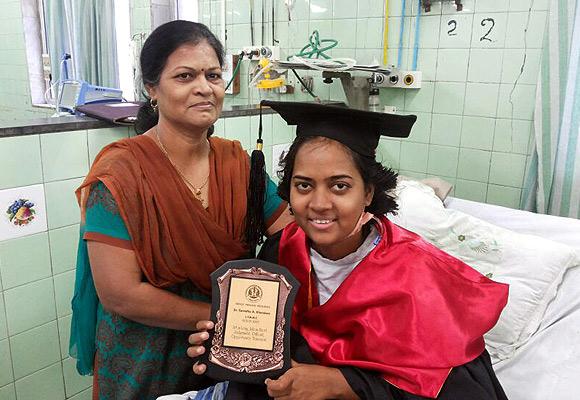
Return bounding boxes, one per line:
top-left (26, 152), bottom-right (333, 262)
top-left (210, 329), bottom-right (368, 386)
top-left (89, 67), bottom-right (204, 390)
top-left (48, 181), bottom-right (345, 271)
top-left (151, 0), bottom-right (199, 29)
top-left (23, 0), bottom-right (135, 107)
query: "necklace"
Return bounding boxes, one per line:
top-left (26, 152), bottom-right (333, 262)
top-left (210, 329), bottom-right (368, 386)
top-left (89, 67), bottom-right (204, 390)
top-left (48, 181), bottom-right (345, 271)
top-left (154, 128), bottom-right (210, 204)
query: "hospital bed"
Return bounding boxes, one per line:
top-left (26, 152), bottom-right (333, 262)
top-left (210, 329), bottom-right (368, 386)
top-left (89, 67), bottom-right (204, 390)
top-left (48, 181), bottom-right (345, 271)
top-left (392, 180), bottom-right (580, 400)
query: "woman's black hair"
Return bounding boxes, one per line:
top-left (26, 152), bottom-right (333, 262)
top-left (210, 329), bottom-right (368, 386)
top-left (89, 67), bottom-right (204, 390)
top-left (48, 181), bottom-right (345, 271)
top-left (134, 20), bottom-right (225, 134)
top-left (277, 136), bottom-right (399, 215)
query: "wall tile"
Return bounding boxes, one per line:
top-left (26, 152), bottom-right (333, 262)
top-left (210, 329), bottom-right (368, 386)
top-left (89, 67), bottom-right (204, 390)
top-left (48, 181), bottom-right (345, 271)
top-left (414, 49), bottom-right (438, 81)
top-left (232, 0), bottom-right (251, 24)
top-left (433, 82), bottom-right (465, 115)
top-left (404, 81), bottom-right (435, 112)
top-left (387, 16), bottom-right (412, 51)
top-left (0, 384), bottom-right (16, 400)
top-left (497, 83), bottom-right (536, 120)
top-left (57, 314), bottom-right (72, 360)
top-left (0, 295), bottom-right (7, 340)
top-left (225, 116), bottom-right (252, 151)
top-left (292, 0), bottom-right (311, 21)
top-left (44, 178), bottom-right (84, 230)
top-left (461, 116), bottom-right (495, 150)
top-left (333, 0), bottom-right (355, 18)
top-left (457, 148), bottom-right (491, 181)
top-left (14, 363), bottom-right (65, 400)
top-left (463, 82), bottom-right (500, 117)
top-left (0, 232), bottom-right (51, 290)
top-left (493, 118), bottom-right (532, 154)
top-left (487, 184), bottom-right (522, 208)
top-left (410, 15), bottom-right (442, 49)
top-left (310, 0), bottom-right (332, 19)
top-left (505, 11), bottom-right (548, 49)
top-left (53, 270), bottom-right (75, 318)
top-left (358, 0), bottom-right (384, 18)
top-left (400, 142), bottom-right (429, 173)
top-left (406, 112), bottom-right (431, 143)
top-left (470, 13), bottom-right (508, 49)
top-left (49, 224), bottom-right (80, 275)
top-left (489, 152), bottom-right (527, 187)
top-left (271, 114), bottom-right (296, 145)
top-left (468, 49), bottom-right (503, 83)
top-left (332, 19), bottom-right (357, 48)
top-left (62, 357), bottom-right (92, 398)
top-left (4, 278), bottom-right (56, 335)
top-left (430, 114), bottom-right (462, 146)
top-left (380, 88), bottom-right (406, 111)
top-left (436, 49), bottom-right (469, 82)
top-left (87, 127), bottom-right (130, 165)
top-left (439, 14), bottom-right (474, 49)
top-left (0, 135), bottom-right (42, 190)
top-left (10, 321), bottom-right (60, 380)
top-left (68, 387), bottom-right (92, 400)
top-left (427, 145), bottom-right (459, 177)
top-left (454, 179), bottom-right (488, 202)
top-left (377, 139), bottom-right (401, 170)
top-left (40, 131), bottom-right (89, 182)
top-left (0, 339), bottom-right (13, 387)
top-left (501, 48), bottom-right (541, 85)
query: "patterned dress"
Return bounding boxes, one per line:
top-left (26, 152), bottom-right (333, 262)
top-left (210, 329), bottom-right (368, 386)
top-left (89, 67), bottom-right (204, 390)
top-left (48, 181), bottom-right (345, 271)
top-left (82, 179), bottom-right (282, 400)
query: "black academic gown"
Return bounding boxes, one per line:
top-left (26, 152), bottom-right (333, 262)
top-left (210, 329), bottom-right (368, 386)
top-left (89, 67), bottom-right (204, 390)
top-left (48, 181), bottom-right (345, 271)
top-left (225, 231), bottom-right (509, 400)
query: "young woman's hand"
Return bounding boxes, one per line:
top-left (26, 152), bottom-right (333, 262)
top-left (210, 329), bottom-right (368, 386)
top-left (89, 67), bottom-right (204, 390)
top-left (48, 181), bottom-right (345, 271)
top-left (187, 320), bottom-right (214, 375)
top-left (265, 361), bottom-right (359, 400)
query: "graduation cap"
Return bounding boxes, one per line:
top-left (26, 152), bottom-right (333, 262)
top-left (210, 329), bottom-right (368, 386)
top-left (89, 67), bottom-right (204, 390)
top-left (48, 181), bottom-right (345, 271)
top-left (243, 100), bottom-right (417, 253)
top-left (261, 100), bottom-right (417, 157)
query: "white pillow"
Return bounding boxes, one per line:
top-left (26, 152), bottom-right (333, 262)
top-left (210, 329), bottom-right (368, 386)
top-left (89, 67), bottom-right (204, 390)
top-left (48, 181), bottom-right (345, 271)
top-left (389, 180), bottom-right (579, 362)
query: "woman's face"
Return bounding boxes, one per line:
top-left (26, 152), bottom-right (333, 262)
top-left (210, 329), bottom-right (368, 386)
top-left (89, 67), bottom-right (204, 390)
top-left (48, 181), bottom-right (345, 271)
top-left (290, 138), bottom-right (374, 260)
top-left (147, 41), bottom-right (225, 133)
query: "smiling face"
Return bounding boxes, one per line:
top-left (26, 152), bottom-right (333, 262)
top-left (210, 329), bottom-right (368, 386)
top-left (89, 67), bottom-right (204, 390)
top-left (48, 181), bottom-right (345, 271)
top-left (147, 41), bottom-right (225, 133)
top-left (290, 138), bottom-right (374, 260)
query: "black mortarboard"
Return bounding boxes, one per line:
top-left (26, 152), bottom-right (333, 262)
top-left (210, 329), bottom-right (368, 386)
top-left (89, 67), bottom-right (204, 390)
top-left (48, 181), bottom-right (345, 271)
top-left (260, 100), bottom-right (417, 157)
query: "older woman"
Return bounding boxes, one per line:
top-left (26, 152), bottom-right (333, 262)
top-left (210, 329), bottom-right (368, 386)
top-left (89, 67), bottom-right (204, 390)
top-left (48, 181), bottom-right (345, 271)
top-left (69, 21), bottom-right (290, 399)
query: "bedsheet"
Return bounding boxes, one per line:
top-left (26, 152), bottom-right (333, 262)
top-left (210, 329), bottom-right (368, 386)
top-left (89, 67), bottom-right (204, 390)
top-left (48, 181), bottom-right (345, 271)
top-left (444, 197), bottom-right (580, 250)
top-left (445, 197), bottom-right (580, 399)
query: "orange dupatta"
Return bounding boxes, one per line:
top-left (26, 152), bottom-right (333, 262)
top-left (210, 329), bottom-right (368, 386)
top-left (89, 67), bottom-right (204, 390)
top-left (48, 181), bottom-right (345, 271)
top-left (76, 134), bottom-right (249, 294)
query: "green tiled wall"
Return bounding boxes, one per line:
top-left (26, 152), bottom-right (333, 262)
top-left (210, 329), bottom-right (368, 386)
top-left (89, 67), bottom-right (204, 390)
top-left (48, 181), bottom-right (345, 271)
top-left (199, 0), bottom-right (548, 209)
top-left (0, 127), bottom-right (129, 399)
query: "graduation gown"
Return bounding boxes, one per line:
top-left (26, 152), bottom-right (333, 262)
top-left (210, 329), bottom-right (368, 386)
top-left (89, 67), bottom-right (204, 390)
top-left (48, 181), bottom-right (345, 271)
top-left (226, 217), bottom-right (509, 399)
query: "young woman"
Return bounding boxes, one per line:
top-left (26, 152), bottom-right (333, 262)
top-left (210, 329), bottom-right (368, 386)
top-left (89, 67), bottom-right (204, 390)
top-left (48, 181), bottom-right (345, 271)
top-left (70, 22), bottom-right (291, 400)
top-left (188, 101), bottom-right (509, 400)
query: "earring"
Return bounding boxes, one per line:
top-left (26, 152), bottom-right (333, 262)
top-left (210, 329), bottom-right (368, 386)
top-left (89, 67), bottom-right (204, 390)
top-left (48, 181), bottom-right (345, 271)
top-left (150, 98), bottom-right (158, 112)
top-left (288, 205), bottom-right (294, 215)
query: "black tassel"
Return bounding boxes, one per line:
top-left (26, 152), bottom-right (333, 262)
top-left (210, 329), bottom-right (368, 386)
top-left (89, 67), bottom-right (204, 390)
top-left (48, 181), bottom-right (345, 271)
top-left (244, 102), bottom-right (267, 255)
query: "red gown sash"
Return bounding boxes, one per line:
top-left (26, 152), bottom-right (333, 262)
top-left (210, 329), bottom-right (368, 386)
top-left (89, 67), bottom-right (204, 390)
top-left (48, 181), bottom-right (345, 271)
top-left (278, 216), bottom-right (508, 398)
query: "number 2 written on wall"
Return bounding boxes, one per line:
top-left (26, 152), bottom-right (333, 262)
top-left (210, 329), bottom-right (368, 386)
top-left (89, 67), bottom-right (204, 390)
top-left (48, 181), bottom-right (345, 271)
top-left (447, 17), bottom-right (496, 42)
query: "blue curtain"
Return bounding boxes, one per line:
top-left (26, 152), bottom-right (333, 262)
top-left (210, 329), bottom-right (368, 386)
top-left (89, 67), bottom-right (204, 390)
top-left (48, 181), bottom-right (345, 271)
top-left (522, 0), bottom-right (580, 218)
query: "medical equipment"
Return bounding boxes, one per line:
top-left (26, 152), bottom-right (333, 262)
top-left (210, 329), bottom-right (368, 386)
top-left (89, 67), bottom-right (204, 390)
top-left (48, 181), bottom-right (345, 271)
top-left (58, 80), bottom-right (123, 113)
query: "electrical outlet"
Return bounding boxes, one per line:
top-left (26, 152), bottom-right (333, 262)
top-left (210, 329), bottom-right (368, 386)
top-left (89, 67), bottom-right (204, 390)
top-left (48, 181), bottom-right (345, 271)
top-left (240, 46), bottom-right (280, 60)
top-left (376, 70), bottom-right (422, 89)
